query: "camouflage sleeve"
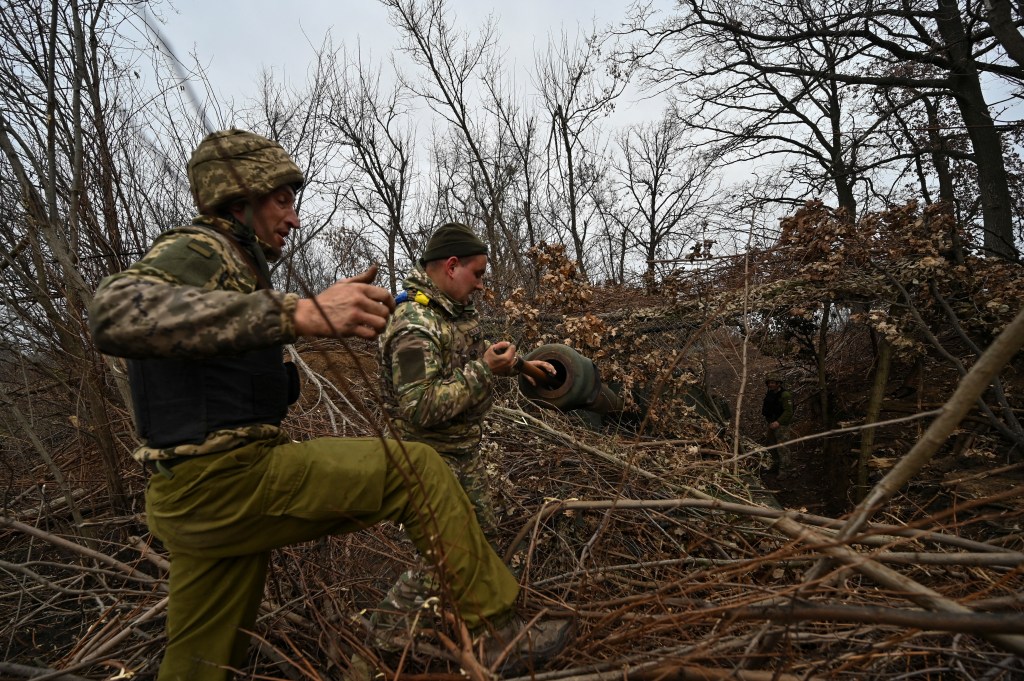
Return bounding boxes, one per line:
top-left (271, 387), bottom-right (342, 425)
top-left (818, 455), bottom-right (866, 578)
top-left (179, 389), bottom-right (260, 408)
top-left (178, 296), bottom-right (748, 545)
top-left (89, 230), bottom-right (299, 359)
top-left (778, 391), bottom-right (794, 425)
top-left (387, 326), bottom-right (493, 428)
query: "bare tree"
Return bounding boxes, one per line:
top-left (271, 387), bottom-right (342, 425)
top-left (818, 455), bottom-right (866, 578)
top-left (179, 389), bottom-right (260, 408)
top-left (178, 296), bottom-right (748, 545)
top-left (590, 173), bottom-right (631, 285)
top-left (535, 27), bottom-right (629, 280)
top-left (318, 40), bottom-right (416, 292)
top-left (622, 0), bottom-right (1022, 259)
top-left (0, 0), bottom-right (172, 513)
top-left (382, 0), bottom-right (538, 290)
top-left (481, 62), bottom-right (553, 293)
top-left (227, 65), bottom-right (365, 294)
top-left (614, 112), bottom-right (720, 289)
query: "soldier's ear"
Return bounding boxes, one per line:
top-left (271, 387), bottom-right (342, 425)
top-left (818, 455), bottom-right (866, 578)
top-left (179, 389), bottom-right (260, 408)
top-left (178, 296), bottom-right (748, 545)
top-left (444, 256), bottom-right (460, 278)
top-left (228, 199), bottom-right (249, 223)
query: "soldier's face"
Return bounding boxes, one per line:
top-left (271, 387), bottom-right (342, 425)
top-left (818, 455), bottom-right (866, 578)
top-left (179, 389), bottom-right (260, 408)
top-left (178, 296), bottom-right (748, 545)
top-left (236, 185), bottom-right (299, 259)
top-left (448, 254), bottom-right (488, 304)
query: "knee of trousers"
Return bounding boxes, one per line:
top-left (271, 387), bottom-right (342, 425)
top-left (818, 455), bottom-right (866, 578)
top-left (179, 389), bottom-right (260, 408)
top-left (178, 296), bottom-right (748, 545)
top-left (392, 440), bottom-right (453, 479)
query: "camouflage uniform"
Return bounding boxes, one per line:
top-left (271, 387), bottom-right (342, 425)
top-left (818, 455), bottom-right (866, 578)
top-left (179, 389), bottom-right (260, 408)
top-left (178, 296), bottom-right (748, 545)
top-left (89, 130), bottom-right (520, 681)
top-left (90, 215), bottom-right (297, 462)
top-left (762, 378), bottom-right (794, 475)
top-left (379, 265), bottom-right (499, 535)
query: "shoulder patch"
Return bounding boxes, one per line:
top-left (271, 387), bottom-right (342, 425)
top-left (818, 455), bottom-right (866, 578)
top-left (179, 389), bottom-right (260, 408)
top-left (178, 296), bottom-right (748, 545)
top-left (396, 346), bottom-right (427, 384)
top-left (187, 240), bottom-right (215, 258)
top-left (144, 235), bottom-right (225, 288)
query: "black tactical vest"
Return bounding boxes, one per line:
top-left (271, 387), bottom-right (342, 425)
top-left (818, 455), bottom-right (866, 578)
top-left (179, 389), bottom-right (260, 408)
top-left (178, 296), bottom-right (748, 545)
top-left (128, 347), bottom-right (299, 448)
top-left (762, 389), bottom-right (787, 423)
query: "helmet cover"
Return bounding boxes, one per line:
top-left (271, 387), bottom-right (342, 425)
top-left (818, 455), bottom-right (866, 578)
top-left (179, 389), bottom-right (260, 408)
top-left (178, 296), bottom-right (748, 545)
top-left (187, 129), bottom-right (304, 212)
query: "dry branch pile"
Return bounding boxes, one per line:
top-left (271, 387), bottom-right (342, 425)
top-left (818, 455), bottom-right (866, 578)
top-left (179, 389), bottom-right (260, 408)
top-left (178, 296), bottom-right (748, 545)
top-left (4, 205), bottom-right (1024, 680)
top-left (2, 358), bottom-right (1023, 680)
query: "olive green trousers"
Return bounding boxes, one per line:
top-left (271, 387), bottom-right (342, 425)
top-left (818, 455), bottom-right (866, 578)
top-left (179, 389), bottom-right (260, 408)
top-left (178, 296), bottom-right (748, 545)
top-left (145, 435), bottom-right (520, 681)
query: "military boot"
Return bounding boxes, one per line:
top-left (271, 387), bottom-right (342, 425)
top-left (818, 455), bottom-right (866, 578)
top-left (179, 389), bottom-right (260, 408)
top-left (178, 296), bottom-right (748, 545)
top-left (473, 611), bottom-right (574, 675)
top-left (368, 568), bottom-right (440, 653)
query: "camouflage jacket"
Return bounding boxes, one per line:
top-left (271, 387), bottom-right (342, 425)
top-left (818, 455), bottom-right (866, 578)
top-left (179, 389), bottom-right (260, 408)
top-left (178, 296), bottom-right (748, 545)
top-left (378, 266), bottom-right (493, 457)
top-left (89, 215), bottom-right (299, 462)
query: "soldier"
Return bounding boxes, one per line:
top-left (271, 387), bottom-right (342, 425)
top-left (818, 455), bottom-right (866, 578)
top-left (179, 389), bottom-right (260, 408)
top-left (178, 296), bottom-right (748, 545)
top-left (89, 130), bottom-right (570, 681)
top-left (762, 374), bottom-right (795, 477)
top-left (378, 222), bottom-right (554, 538)
top-left (372, 223), bottom-right (555, 649)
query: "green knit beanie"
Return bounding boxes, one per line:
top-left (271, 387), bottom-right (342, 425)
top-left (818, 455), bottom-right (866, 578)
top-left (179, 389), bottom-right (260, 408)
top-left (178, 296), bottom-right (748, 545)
top-left (420, 222), bottom-right (488, 265)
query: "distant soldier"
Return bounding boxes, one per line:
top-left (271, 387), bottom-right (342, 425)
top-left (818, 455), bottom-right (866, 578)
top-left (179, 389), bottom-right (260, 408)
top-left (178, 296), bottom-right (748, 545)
top-left (762, 374), bottom-right (794, 477)
top-left (89, 130), bottom-right (569, 680)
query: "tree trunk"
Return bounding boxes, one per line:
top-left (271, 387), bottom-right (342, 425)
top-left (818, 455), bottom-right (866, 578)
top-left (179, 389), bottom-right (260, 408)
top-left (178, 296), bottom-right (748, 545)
top-left (936, 0), bottom-right (1018, 260)
top-left (557, 108), bottom-right (589, 282)
top-left (857, 339), bottom-right (892, 501)
top-left (982, 0), bottom-right (1024, 69)
top-left (817, 300), bottom-right (832, 425)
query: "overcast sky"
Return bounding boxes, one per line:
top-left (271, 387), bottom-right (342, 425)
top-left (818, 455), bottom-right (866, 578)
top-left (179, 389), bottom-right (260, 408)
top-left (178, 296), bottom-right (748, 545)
top-left (156, 0), bottom-right (653, 108)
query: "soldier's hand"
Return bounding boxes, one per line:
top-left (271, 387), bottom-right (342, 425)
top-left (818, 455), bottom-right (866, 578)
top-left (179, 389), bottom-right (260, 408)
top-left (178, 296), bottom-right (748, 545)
top-left (343, 264), bottom-right (382, 286)
top-left (484, 341), bottom-right (518, 375)
top-left (295, 264), bottom-right (396, 339)
top-left (521, 359), bottom-right (556, 386)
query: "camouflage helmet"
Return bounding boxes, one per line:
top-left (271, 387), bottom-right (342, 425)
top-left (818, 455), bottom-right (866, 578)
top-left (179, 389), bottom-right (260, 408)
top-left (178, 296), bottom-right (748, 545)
top-left (765, 374), bottom-right (785, 385)
top-left (187, 129), bottom-right (304, 212)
